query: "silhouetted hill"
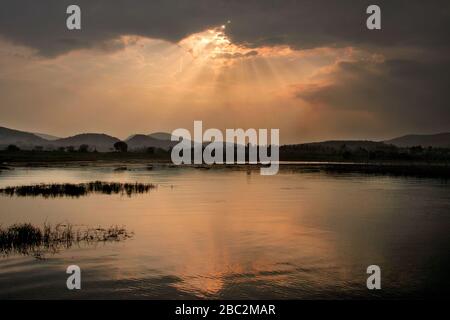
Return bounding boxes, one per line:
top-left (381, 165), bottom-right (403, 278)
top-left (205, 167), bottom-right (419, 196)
top-left (385, 133), bottom-right (450, 148)
top-left (280, 140), bottom-right (399, 162)
top-left (34, 132), bottom-right (60, 141)
top-left (148, 132), bottom-right (175, 141)
top-left (299, 140), bottom-right (390, 151)
top-left (54, 133), bottom-right (120, 152)
top-left (3, 124), bottom-right (450, 154)
top-left (126, 134), bottom-right (177, 151)
top-left (0, 126), bottom-right (50, 149)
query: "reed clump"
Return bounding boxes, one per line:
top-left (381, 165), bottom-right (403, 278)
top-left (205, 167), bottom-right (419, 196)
top-left (0, 181), bottom-right (156, 198)
top-left (0, 223), bottom-right (133, 258)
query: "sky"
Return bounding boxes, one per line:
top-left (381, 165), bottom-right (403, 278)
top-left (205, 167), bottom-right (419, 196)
top-left (0, 0), bottom-right (449, 143)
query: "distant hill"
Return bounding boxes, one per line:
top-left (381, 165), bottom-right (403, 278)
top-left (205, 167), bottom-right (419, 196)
top-left (34, 132), bottom-right (60, 141)
top-left (385, 133), bottom-right (450, 148)
top-left (0, 126), bottom-right (190, 152)
top-left (300, 140), bottom-right (391, 151)
top-left (148, 132), bottom-right (175, 141)
top-left (280, 140), bottom-right (400, 162)
top-left (2, 124), bottom-right (450, 152)
top-left (126, 134), bottom-right (178, 151)
top-left (53, 133), bottom-right (120, 152)
top-left (0, 126), bottom-right (50, 149)
top-left (149, 132), bottom-right (201, 148)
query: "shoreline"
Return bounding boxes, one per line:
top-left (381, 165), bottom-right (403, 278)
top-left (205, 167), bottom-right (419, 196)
top-left (1, 159), bottom-right (450, 179)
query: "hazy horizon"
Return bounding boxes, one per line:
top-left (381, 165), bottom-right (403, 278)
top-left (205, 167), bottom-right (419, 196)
top-left (3, 122), bottom-right (450, 145)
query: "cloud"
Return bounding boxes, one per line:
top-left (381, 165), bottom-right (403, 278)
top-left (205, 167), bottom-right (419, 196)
top-left (296, 57), bottom-right (450, 134)
top-left (0, 0), bottom-right (449, 56)
top-left (214, 50), bottom-right (258, 60)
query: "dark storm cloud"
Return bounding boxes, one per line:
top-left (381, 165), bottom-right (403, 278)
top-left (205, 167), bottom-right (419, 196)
top-left (0, 0), bottom-right (449, 56)
top-left (297, 58), bottom-right (450, 133)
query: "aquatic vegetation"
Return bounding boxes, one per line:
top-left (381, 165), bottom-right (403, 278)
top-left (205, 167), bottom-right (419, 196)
top-left (0, 223), bottom-right (133, 259)
top-left (0, 181), bottom-right (156, 198)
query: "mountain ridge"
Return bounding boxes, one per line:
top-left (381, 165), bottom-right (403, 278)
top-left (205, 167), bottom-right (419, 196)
top-left (126, 134), bottom-right (177, 151)
top-left (0, 126), bottom-right (49, 147)
top-left (53, 133), bottom-right (121, 152)
top-left (384, 132), bottom-right (450, 148)
top-left (1, 125), bottom-right (450, 151)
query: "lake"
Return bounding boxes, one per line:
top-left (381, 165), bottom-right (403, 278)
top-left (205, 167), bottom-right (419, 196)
top-left (0, 164), bottom-right (449, 299)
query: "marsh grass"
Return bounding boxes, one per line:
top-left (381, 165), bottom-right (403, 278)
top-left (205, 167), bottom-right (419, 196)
top-left (0, 181), bottom-right (156, 198)
top-left (0, 223), bottom-right (133, 259)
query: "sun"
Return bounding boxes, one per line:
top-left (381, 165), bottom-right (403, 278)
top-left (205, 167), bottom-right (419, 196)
top-left (178, 25), bottom-right (230, 59)
top-left (178, 24), bottom-right (252, 63)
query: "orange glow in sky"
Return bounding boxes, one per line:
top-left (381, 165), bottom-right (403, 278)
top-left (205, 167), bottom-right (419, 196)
top-left (0, 25), bottom-right (385, 143)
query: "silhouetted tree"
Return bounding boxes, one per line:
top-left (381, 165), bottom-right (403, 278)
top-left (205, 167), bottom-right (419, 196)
top-left (78, 144), bottom-right (89, 152)
top-left (114, 141), bottom-right (128, 152)
top-left (410, 146), bottom-right (423, 154)
top-left (7, 144), bottom-right (20, 151)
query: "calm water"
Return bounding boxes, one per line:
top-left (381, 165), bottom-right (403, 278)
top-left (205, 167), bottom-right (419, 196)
top-left (0, 164), bottom-right (449, 299)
